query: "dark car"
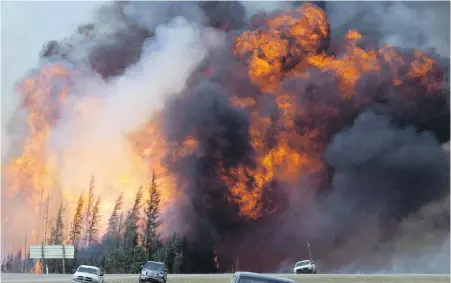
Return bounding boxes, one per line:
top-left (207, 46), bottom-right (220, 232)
top-left (139, 261), bottom-right (168, 283)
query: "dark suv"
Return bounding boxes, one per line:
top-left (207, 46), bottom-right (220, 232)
top-left (139, 261), bottom-right (168, 283)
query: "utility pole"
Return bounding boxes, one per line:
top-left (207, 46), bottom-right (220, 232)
top-left (43, 194), bottom-right (50, 245)
top-left (62, 245), bottom-right (66, 274)
top-left (307, 241), bottom-right (313, 261)
top-left (43, 194), bottom-right (50, 274)
top-left (37, 183), bottom-right (44, 243)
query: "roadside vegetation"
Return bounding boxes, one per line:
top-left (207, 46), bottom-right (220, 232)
top-left (1, 172), bottom-right (217, 274)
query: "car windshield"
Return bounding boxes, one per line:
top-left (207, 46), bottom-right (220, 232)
top-left (295, 260), bottom-right (311, 267)
top-left (144, 262), bottom-right (165, 271)
top-left (239, 275), bottom-right (289, 283)
top-left (77, 267), bottom-right (98, 275)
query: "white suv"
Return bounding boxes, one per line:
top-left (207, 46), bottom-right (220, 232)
top-left (72, 264), bottom-right (105, 283)
top-left (293, 260), bottom-right (317, 274)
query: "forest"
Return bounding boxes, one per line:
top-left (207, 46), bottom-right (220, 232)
top-left (1, 173), bottom-right (219, 274)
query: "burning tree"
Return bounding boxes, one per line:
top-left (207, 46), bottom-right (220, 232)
top-left (69, 193), bottom-right (85, 247)
top-left (84, 177), bottom-right (96, 247)
top-left (47, 204), bottom-right (65, 273)
top-left (142, 171), bottom-right (163, 259)
top-left (87, 198), bottom-right (102, 245)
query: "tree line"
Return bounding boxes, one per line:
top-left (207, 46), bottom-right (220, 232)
top-left (2, 173), bottom-right (218, 274)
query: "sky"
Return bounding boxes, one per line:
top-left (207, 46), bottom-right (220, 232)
top-left (1, 1), bottom-right (105, 159)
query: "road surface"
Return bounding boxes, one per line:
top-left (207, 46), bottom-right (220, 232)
top-left (1, 273), bottom-right (449, 283)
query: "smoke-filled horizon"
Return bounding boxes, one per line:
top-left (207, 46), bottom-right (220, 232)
top-left (2, 1), bottom-right (450, 273)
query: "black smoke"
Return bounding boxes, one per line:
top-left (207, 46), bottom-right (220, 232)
top-left (157, 1), bottom-right (450, 273)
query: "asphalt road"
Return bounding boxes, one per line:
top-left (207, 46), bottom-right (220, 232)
top-left (1, 273), bottom-right (449, 283)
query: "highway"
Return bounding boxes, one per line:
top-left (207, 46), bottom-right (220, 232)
top-left (1, 273), bottom-right (450, 283)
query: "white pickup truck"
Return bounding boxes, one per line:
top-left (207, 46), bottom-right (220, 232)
top-left (72, 264), bottom-right (105, 283)
top-left (293, 260), bottom-right (317, 274)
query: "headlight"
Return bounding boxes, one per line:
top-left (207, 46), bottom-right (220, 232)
top-left (158, 272), bottom-right (164, 277)
top-left (141, 270), bottom-right (146, 275)
top-left (308, 266), bottom-right (312, 269)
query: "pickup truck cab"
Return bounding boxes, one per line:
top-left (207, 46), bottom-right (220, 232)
top-left (229, 272), bottom-right (295, 283)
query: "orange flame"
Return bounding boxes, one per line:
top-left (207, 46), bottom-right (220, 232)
top-left (32, 260), bottom-right (42, 274)
top-left (225, 3), bottom-right (442, 219)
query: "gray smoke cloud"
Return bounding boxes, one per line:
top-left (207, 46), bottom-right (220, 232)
top-left (319, 110), bottom-right (450, 273)
top-left (326, 1), bottom-right (450, 58)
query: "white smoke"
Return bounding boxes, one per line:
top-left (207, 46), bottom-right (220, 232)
top-left (49, 16), bottom-right (224, 235)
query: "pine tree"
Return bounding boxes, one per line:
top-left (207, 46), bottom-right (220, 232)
top-left (162, 233), bottom-right (184, 274)
top-left (116, 212), bottom-right (124, 249)
top-left (69, 193), bottom-right (84, 247)
top-left (171, 235), bottom-right (184, 274)
top-left (107, 192), bottom-right (123, 237)
top-left (48, 205), bottom-right (64, 273)
top-left (121, 187), bottom-right (144, 273)
top-left (115, 211), bottom-right (125, 272)
top-left (103, 193), bottom-right (124, 273)
top-left (50, 204), bottom-right (64, 244)
top-left (143, 172), bottom-right (163, 260)
top-left (124, 187), bottom-right (143, 249)
top-left (84, 176), bottom-right (95, 246)
top-left (87, 197), bottom-right (101, 244)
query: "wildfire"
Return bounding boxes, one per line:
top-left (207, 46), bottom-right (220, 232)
top-left (127, 113), bottom-right (181, 211)
top-left (2, 1), bottom-right (445, 255)
top-left (3, 64), bottom-right (69, 198)
top-left (2, 64), bottom-right (71, 251)
top-left (223, 2), bottom-right (443, 219)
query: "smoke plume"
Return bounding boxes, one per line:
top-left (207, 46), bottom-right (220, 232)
top-left (2, 0), bottom-right (449, 273)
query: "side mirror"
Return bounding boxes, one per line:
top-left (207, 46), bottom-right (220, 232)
top-left (140, 265), bottom-right (144, 269)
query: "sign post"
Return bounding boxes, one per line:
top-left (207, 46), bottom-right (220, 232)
top-left (30, 245), bottom-right (75, 274)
